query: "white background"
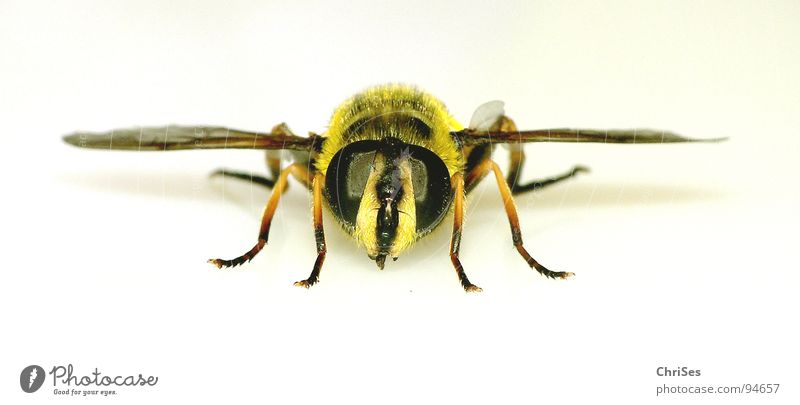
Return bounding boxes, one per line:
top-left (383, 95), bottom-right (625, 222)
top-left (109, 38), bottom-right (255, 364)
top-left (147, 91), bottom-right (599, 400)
top-left (2, 1), bottom-right (798, 404)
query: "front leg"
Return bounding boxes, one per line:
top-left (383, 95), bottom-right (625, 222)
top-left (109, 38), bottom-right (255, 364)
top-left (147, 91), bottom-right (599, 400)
top-left (449, 172), bottom-right (483, 292)
top-left (293, 172), bottom-right (328, 288)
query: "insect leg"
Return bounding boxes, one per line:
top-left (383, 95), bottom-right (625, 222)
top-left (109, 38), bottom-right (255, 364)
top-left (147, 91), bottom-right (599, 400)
top-left (210, 169), bottom-right (275, 188)
top-left (471, 159), bottom-right (574, 280)
top-left (208, 163), bottom-right (310, 269)
top-left (449, 172), bottom-right (483, 292)
top-left (207, 123), bottom-right (299, 190)
top-left (497, 116), bottom-right (588, 195)
top-left (266, 123), bottom-right (296, 180)
top-left (507, 146), bottom-right (589, 195)
top-left (294, 172), bottom-right (327, 289)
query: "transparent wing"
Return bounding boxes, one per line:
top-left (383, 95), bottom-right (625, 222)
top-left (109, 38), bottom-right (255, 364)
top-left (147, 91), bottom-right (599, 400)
top-left (468, 100), bottom-right (505, 131)
top-left (456, 128), bottom-right (726, 145)
top-left (63, 126), bottom-right (316, 151)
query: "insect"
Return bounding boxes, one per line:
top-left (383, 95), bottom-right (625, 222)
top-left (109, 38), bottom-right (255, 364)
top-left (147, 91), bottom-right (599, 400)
top-left (63, 84), bottom-right (721, 292)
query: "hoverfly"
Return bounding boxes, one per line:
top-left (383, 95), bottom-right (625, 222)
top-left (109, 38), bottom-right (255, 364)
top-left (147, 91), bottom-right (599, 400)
top-left (63, 84), bottom-right (722, 292)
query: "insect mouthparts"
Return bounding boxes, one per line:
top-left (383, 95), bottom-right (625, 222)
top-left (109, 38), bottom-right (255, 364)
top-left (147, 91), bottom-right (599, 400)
top-left (375, 253), bottom-right (387, 270)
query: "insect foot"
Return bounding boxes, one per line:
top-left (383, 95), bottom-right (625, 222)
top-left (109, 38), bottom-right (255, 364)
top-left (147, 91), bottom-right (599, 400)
top-left (572, 165), bottom-right (591, 175)
top-left (207, 241), bottom-right (267, 269)
top-left (293, 279), bottom-right (318, 289)
top-left (556, 271), bottom-right (575, 279)
top-left (515, 246), bottom-right (575, 279)
top-left (207, 257), bottom-right (248, 269)
top-left (542, 270), bottom-right (575, 279)
top-left (207, 258), bottom-right (228, 269)
top-left (464, 284), bottom-right (484, 293)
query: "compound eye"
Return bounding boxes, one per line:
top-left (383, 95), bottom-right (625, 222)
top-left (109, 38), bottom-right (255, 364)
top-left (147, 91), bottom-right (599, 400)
top-left (404, 145), bottom-right (452, 234)
top-left (325, 140), bottom-right (381, 228)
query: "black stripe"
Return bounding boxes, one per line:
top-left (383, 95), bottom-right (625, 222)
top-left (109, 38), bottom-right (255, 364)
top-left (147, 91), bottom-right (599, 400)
top-left (406, 117), bottom-right (431, 138)
top-left (342, 117), bottom-right (371, 139)
top-left (342, 114), bottom-right (433, 140)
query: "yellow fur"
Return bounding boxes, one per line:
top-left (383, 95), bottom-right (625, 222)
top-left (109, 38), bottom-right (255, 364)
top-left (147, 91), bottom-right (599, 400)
top-left (391, 159), bottom-right (418, 257)
top-left (353, 155), bottom-right (382, 256)
top-left (315, 84), bottom-right (464, 177)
